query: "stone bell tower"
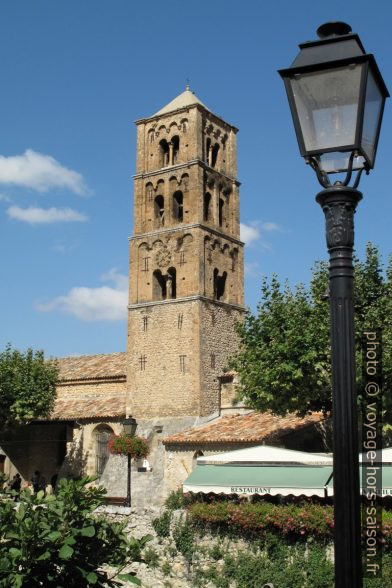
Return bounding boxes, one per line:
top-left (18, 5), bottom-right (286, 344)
top-left (127, 86), bottom-right (244, 419)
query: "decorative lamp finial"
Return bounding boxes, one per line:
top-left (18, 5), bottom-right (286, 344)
top-left (185, 78), bottom-right (190, 91)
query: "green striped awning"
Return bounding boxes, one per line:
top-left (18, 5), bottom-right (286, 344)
top-left (183, 464), bottom-right (333, 497)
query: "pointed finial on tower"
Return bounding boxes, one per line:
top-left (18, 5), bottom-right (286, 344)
top-left (185, 78), bottom-right (190, 91)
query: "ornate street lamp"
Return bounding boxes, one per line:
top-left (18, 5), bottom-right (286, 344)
top-left (123, 417), bottom-right (137, 507)
top-left (279, 22), bottom-right (388, 588)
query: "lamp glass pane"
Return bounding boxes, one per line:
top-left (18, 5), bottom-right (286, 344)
top-left (319, 152), bottom-right (365, 174)
top-left (361, 69), bottom-right (383, 165)
top-left (291, 64), bottom-right (363, 153)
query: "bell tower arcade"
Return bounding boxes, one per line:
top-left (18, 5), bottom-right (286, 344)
top-left (127, 87), bottom-right (244, 419)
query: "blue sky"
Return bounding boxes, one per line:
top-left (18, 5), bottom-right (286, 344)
top-left (0, 1), bottom-right (391, 358)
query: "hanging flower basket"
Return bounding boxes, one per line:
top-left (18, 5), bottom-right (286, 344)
top-left (107, 433), bottom-right (149, 459)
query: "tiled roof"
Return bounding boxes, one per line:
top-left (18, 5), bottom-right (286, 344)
top-left (153, 87), bottom-right (210, 117)
top-left (163, 411), bottom-right (324, 445)
top-left (57, 352), bottom-right (126, 382)
top-left (49, 393), bottom-right (126, 420)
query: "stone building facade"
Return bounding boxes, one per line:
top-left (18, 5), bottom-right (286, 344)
top-left (0, 88), bottom-right (328, 505)
top-left (128, 87), bottom-right (244, 420)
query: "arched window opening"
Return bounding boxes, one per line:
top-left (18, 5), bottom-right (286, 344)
top-left (153, 269), bottom-right (167, 300)
top-left (146, 183), bottom-right (154, 202)
top-left (167, 267), bottom-right (177, 299)
top-left (173, 191), bottom-right (183, 222)
top-left (219, 198), bottom-right (225, 227)
top-left (213, 269), bottom-right (227, 301)
top-left (159, 139), bottom-right (170, 167)
top-left (154, 195), bottom-right (165, 227)
top-left (192, 450), bottom-right (204, 469)
top-left (182, 120), bottom-right (188, 133)
top-left (95, 425), bottom-right (113, 478)
top-left (204, 192), bottom-right (211, 221)
top-left (171, 135), bottom-right (180, 164)
top-left (211, 143), bottom-right (220, 168)
top-left (206, 138), bottom-right (211, 165)
top-left (148, 130), bottom-right (155, 143)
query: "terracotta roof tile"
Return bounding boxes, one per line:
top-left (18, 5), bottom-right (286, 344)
top-left (56, 352), bottom-right (126, 382)
top-left (49, 393), bottom-right (126, 420)
top-left (163, 411), bottom-right (324, 445)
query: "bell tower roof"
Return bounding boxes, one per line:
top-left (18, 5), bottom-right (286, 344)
top-left (152, 85), bottom-right (210, 117)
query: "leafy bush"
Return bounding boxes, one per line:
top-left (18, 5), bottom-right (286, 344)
top-left (195, 543), bottom-right (334, 588)
top-left (152, 510), bottom-right (172, 538)
top-left (108, 434), bottom-right (149, 459)
top-left (172, 517), bottom-right (195, 564)
top-left (188, 500), bottom-right (392, 548)
top-left (209, 542), bottom-right (224, 561)
top-left (0, 476), bottom-right (151, 587)
top-left (188, 501), bottom-right (334, 541)
top-left (165, 488), bottom-right (187, 510)
top-left (161, 560), bottom-right (171, 576)
top-left (143, 547), bottom-right (160, 569)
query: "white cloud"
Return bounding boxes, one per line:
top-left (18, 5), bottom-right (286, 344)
top-left (261, 222), bottom-right (280, 232)
top-left (35, 268), bottom-right (128, 322)
top-left (0, 149), bottom-right (88, 195)
top-left (240, 223), bottom-right (260, 246)
top-left (7, 205), bottom-right (88, 224)
top-left (241, 220), bottom-right (282, 246)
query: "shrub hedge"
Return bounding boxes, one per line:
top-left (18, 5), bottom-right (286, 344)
top-left (187, 500), bottom-right (392, 547)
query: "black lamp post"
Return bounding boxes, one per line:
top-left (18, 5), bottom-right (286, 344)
top-left (279, 22), bottom-right (389, 588)
top-left (123, 417), bottom-right (137, 507)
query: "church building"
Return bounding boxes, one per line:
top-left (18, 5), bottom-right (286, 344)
top-left (0, 88), bottom-right (326, 504)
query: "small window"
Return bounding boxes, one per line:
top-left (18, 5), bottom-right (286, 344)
top-left (139, 355), bottom-right (147, 370)
top-left (143, 316), bottom-right (148, 331)
top-left (167, 267), bottom-right (177, 299)
top-left (159, 139), bottom-right (170, 167)
top-left (211, 143), bottom-right (219, 168)
top-left (204, 192), bottom-right (211, 221)
top-left (213, 269), bottom-right (227, 301)
top-left (171, 135), bottom-right (180, 164)
top-left (154, 195), bottom-right (165, 227)
top-left (180, 355), bottom-right (186, 373)
top-left (146, 183), bottom-right (154, 201)
top-left (173, 191), bottom-right (183, 222)
top-left (153, 269), bottom-right (167, 300)
top-left (219, 198), bottom-right (224, 227)
top-left (178, 313), bottom-right (183, 329)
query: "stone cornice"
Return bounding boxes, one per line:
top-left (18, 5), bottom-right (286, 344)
top-left (133, 159), bottom-right (241, 187)
top-left (128, 223), bottom-right (244, 247)
top-left (134, 103), bottom-right (239, 133)
top-left (128, 295), bottom-right (246, 312)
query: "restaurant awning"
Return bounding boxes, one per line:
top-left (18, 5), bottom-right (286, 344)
top-left (183, 464), bottom-right (333, 497)
top-left (183, 446), bottom-right (392, 498)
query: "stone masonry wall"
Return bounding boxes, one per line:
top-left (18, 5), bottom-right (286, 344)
top-left (200, 300), bottom-right (244, 416)
top-left (128, 299), bottom-right (201, 418)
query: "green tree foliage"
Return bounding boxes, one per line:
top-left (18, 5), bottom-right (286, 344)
top-left (0, 476), bottom-right (151, 587)
top-left (0, 344), bottom-right (58, 429)
top-left (230, 243), bottom-right (392, 418)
